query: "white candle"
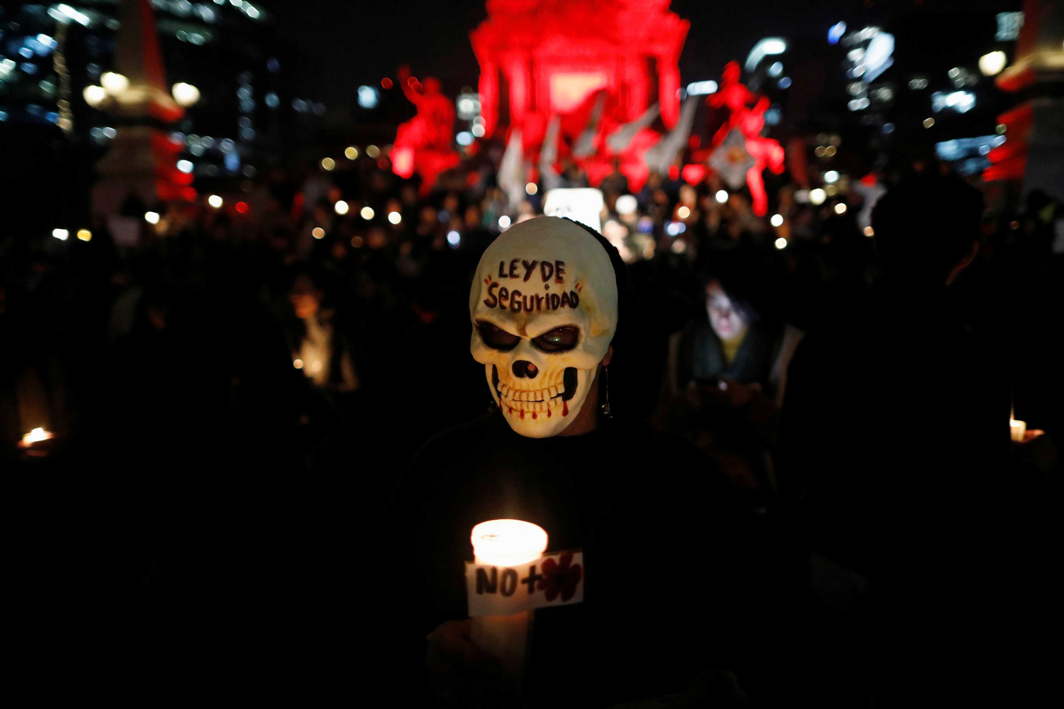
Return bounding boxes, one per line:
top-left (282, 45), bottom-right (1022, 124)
top-left (1010, 418), bottom-right (1026, 443)
top-left (469, 519), bottom-right (548, 685)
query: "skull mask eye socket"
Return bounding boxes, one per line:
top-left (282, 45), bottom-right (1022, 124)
top-left (532, 325), bottom-right (580, 353)
top-left (476, 320), bottom-right (520, 351)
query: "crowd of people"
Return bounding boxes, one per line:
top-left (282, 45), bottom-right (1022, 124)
top-left (4, 145), bottom-right (1060, 702)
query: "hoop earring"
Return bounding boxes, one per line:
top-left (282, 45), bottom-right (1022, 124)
top-left (600, 366), bottom-right (612, 419)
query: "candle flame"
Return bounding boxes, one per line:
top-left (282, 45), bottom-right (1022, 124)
top-left (471, 519), bottom-right (548, 567)
top-left (20, 427), bottom-right (54, 447)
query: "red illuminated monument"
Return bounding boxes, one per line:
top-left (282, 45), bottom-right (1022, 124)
top-left (470, 0), bottom-right (689, 188)
top-left (392, 66), bottom-right (460, 191)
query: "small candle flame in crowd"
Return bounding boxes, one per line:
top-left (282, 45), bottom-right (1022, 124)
top-left (20, 427), bottom-right (54, 448)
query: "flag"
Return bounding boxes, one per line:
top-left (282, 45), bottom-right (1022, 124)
top-left (709, 128), bottom-right (755, 189)
top-left (539, 116), bottom-right (563, 192)
top-left (606, 103), bottom-right (660, 154)
top-left (498, 129), bottom-right (526, 210)
top-left (644, 95), bottom-right (699, 175)
top-left (573, 91), bottom-right (607, 158)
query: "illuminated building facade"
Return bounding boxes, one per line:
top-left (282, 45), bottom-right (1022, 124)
top-left (985, 0), bottom-right (1064, 202)
top-left (828, 10), bottom-right (1020, 176)
top-left (0, 1), bottom-right (321, 182)
top-left (754, 8), bottom-right (1024, 196)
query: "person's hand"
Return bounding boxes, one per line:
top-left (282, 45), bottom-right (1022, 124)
top-left (1022, 429), bottom-right (1045, 443)
top-left (719, 379), bottom-right (759, 408)
top-left (426, 620), bottom-right (513, 706)
top-left (698, 378), bottom-right (761, 408)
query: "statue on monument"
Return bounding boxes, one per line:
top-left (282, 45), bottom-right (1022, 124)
top-left (707, 63), bottom-right (784, 216)
top-left (392, 66), bottom-right (459, 189)
top-left (707, 61), bottom-right (756, 147)
top-left (396, 66), bottom-right (456, 152)
top-left (736, 97), bottom-right (785, 217)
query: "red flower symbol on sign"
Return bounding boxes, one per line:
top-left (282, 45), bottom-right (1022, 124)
top-left (539, 552), bottom-right (582, 602)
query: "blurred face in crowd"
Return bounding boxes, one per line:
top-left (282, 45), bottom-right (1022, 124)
top-left (312, 205), bottom-right (330, 224)
top-left (367, 226), bottom-right (389, 250)
top-left (464, 204), bottom-right (481, 229)
top-left (602, 219), bottom-right (635, 264)
top-left (419, 205), bottom-right (437, 228)
top-left (706, 280), bottom-right (747, 340)
top-left (290, 274), bottom-right (321, 319)
top-left (401, 184), bottom-right (418, 206)
top-left (679, 184), bottom-right (697, 207)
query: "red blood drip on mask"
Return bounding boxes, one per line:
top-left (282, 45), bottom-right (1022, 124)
top-left (546, 407), bottom-right (552, 418)
top-left (508, 407), bottom-right (514, 415)
top-left (562, 399), bottom-right (569, 416)
top-left (532, 412), bottom-right (537, 419)
top-left (520, 409), bottom-right (525, 419)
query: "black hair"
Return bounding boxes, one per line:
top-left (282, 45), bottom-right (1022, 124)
top-left (562, 218), bottom-right (638, 421)
top-left (871, 174), bottom-right (983, 286)
top-left (287, 261), bottom-right (327, 291)
top-left (562, 218), bottom-right (632, 353)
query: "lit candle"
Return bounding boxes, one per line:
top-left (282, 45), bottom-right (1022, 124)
top-left (19, 427), bottom-right (54, 448)
top-left (18, 427), bottom-right (55, 458)
top-left (1010, 418), bottom-right (1026, 443)
top-left (469, 519), bottom-right (548, 685)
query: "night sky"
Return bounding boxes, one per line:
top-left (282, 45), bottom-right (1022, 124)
top-left (265, 0), bottom-right (1018, 108)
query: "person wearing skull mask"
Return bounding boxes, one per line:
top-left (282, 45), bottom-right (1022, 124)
top-left (469, 216), bottom-right (621, 437)
top-left (390, 217), bottom-right (797, 707)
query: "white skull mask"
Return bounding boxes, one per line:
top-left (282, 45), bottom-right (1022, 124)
top-left (469, 217), bottom-right (618, 438)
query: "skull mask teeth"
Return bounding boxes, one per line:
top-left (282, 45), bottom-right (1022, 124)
top-left (488, 355), bottom-right (580, 420)
top-left (469, 217), bottom-right (618, 438)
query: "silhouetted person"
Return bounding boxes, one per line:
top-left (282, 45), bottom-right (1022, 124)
top-left (779, 174), bottom-right (1027, 706)
top-left (285, 269), bottom-right (359, 395)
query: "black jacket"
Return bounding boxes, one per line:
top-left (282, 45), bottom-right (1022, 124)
top-left (392, 412), bottom-right (802, 706)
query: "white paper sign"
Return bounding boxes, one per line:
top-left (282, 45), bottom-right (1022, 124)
top-left (466, 550), bottom-right (585, 617)
top-left (543, 189), bottom-right (604, 234)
